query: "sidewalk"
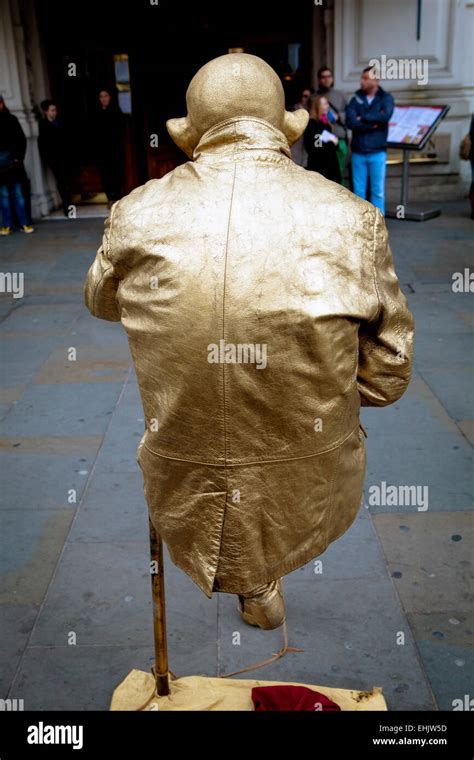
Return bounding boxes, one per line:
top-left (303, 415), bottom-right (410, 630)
top-left (0, 202), bottom-right (472, 710)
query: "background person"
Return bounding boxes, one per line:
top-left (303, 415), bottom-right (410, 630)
top-left (346, 65), bottom-right (394, 214)
top-left (304, 94), bottom-right (341, 183)
top-left (94, 87), bottom-right (125, 207)
top-left (292, 87), bottom-right (312, 112)
top-left (0, 94), bottom-right (34, 234)
top-left (39, 99), bottom-right (72, 217)
top-left (468, 114), bottom-right (474, 220)
top-left (291, 87), bottom-right (312, 167)
top-left (316, 66), bottom-right (348, 180)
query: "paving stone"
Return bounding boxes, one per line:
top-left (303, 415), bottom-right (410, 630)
top-left (0, 207), bottom-right (471, 711)
top-left (372, 512), bottom-right (473, 614)
top-left (0, 451), bottom-right (99, 511)
top-left (0, 382), bottom-right (123, 437)
top-left (0, 604), bottom-right (39, 698)
top-left (0, 508), bottom-right (75, 605)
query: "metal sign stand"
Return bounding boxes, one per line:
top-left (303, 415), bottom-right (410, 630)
top-left (385, 103), bottom-right (450, 222)
top-left (386, 149), bottom-right (441, 221)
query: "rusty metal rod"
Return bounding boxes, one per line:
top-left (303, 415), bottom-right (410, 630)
top-left (148, 517), bottom-right (169, 696)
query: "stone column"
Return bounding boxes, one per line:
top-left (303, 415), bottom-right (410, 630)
top-left (311, 0), bottom-right (334, 89)
top-left (0, 0), bottom-right (57, 219)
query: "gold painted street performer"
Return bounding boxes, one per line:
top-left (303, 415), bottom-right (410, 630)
top-left (84, 54), bottom-right (414, 631)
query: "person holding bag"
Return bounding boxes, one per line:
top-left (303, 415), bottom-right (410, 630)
top-left (303, 94), bottom-right (342, 183)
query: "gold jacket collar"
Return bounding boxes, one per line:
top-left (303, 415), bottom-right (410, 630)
top-left (193, 116), bottom-right (293, 164)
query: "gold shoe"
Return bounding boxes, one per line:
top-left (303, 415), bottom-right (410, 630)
top-left (237, 578), bottom-right (285, 630)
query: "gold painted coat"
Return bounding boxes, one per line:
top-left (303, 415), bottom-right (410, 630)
top-left (84, 83), bottom-right (414, 600)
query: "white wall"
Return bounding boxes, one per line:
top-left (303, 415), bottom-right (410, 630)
top-left (333, 0), bottom-right (474, 191)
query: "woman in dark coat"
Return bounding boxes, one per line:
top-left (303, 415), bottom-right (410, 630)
top-left (304, 94), bottom-right (342, 184)
top-left (0, 95), bottom-right (33, 234)
top-left (94, 88), bottom-right (126, 207)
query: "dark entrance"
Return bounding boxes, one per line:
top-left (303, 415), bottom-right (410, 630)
top-left (37, 0), bottom-right (315, 200)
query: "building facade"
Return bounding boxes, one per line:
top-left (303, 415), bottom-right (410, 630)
top-left (1, 0), bottom-right (472, 219)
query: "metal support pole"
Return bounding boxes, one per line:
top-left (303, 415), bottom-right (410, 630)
top-left (386, 139), bottom-right (442, 221)
top-left (401, 150), bottom-right (410, 209)
top-left (149, 517), bottom-right (170, 696)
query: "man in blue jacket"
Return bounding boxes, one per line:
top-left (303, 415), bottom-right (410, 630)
top-left (346, 66), bottom-right (394, 214)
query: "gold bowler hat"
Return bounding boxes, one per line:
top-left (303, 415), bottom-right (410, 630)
top-left (166, 53), bottom-right (309, 158)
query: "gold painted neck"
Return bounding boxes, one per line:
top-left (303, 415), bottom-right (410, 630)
top-left (193, 116), bottom-right (293, 163)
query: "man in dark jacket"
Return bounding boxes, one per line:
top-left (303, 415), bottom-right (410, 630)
top-left (346, 66), bottom-right (394, 214)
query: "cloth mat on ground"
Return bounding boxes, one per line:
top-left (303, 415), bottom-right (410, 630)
top-left (110, 669), bottom-right (387, 711)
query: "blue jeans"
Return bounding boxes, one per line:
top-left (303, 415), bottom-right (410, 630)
top-left (351, 151), bottom-right (387, 214)
top-left (1, 182), bottom-right (29, 227)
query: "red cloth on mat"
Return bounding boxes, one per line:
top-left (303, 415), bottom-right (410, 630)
top-left (251, 685), bottom-right (341, 711)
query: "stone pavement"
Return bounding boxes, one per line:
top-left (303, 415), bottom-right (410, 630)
top-left (0, 202), bottom-right (472, 711)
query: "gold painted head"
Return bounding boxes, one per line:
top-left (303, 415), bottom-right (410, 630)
top-left (166, 53), bottom-right (309, 158)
